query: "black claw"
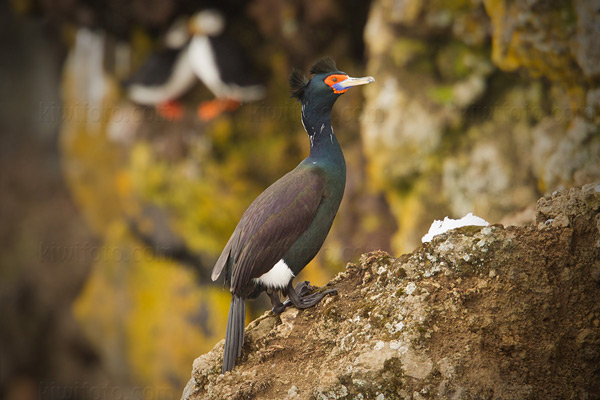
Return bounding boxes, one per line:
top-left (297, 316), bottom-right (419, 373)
top-left (272, 303), bottom-right (286, 315)
top-left (284, 282), bottom-right (337, 310)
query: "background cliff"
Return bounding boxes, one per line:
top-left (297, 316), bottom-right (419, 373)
top-left (182, 182), bottom-right (600, 400)
top-left (1, 0), bottom-right (599, 399)
top-left (362, 0), bottom-right (600, 252)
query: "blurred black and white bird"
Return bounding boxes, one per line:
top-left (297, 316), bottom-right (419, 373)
top-left (124, 10), bottom-right (264, 121)
top-left (186, 10), bottom-right (264, 120)
top-left (123, 14), bottom-right (197, 120)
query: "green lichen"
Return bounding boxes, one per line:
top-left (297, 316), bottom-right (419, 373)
top-left (392, 38), bottom-right (428, 68)
top-left (428, 85), bottom-right (455, 105)
top-left (436, 42), bottom-right (480, 81)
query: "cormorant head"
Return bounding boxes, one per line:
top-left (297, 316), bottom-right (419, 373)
top-left (290, 58), bottom-right (374, 113)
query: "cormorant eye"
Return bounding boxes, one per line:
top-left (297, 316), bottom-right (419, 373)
top-left (332, 77), bottom-right (338, 82)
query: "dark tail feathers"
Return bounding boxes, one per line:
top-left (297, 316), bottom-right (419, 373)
top-left (222, 295), bottom-right (245, 374)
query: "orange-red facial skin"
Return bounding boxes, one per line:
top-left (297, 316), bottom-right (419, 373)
top-left (324, 74), bottom-right (350, 94)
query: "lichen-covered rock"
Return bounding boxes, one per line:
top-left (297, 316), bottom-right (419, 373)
top-left (484, 0), bottom-right (600, 82)
top-left (362, 0), bottom-right (600, 253)
top-left (483, 0), bottom-right (579, 82)
top-left (181, 182), bottom-right (600, 399)
top-left (572, 0), bottom-right (600, 79)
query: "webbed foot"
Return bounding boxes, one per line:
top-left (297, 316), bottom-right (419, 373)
top-left (284, 281), bottom-right (337, 309)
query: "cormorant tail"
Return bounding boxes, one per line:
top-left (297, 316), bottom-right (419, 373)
top-left (222, 295), bottom-right (245, 374)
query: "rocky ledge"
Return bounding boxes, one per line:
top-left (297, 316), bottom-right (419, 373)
top-left (182, 182), bottom-right (600, 400)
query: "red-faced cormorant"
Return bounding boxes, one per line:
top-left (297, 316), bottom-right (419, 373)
top-left (212, 58), bottom-right (374, 373)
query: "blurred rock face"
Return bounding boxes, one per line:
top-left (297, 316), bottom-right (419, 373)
top-left (59, 28), bottom-right (235, 400)
top-left (0, 8), bottom-right (110, 400)
top-left (361, 0), bottom-right (600, 253)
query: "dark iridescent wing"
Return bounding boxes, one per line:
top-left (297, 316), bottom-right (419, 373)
top-left (211, 167), bottom-right (325, 293)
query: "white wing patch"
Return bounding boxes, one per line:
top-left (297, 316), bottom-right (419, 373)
top-left (253, 259), bottom-right (295, 289)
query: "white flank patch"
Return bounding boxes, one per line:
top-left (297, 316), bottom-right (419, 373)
top-left (253, 259), bottom-right (295, 289)
top-left (421, 213), bottom-right (489, 243)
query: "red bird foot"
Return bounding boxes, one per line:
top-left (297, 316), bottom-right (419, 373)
top-left (155, 100), bottom-right (184, 121)
top-left (197, 99), bottom-right (241, 121)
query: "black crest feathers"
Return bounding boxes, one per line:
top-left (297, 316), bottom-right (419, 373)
top-left (290, 69), bottom-right (308, 100)
top-left (309, 57), bottom-right (338, 75)
top-left (290, 57), bottom-right (339, 100)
